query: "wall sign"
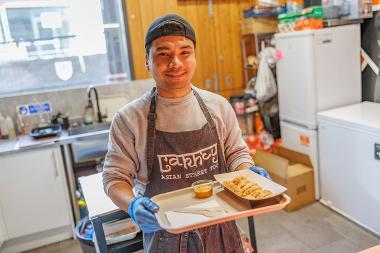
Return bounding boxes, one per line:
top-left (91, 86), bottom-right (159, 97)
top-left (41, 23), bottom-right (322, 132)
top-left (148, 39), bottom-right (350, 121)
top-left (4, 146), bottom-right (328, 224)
top-left (17, 101), bottom-right (52, 116)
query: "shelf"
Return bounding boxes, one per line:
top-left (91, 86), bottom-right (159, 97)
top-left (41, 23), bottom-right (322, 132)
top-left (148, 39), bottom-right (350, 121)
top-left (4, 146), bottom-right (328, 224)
top-left (241, 18), bottom-right (278, 36)
top-left (241, 31), bottom-right (275, 84)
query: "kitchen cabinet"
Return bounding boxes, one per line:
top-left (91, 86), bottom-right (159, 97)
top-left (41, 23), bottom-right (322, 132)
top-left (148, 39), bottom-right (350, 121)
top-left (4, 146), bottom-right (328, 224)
top-left (0, 233), bottom-right (3, 249)
top-left (125, 0), bottom-right (251, 98)
top-left (0, 146), bottom-right (73, 251)
top-left (0, 209), bottom-right (6, 249)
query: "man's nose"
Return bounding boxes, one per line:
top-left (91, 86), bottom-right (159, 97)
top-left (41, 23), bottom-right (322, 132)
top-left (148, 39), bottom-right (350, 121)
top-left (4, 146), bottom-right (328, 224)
top-left (169, 56), bottom-right (181, 68)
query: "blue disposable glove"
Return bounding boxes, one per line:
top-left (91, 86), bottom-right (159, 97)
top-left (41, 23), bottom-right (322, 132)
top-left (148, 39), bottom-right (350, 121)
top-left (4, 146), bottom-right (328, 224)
top-left (250, 166), bottom-right (272, 180)
top-left (128, 196), bottom-right (162, 233)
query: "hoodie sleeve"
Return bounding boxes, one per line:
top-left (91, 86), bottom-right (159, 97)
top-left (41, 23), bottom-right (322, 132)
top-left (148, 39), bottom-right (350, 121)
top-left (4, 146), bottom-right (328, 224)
top-left (102, 112), bottom-right (139, 195)
top-left (221, 100), bottom-right (254, 171)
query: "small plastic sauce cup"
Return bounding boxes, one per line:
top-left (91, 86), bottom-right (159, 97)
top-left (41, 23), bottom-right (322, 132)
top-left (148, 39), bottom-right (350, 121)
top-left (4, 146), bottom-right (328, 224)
top-left (192, 180), bottom-right (213, 198)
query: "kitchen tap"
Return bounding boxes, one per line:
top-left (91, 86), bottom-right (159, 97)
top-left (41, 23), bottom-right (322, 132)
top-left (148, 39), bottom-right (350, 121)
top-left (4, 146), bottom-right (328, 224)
top-left (86, 85), bottom-right (103, 123)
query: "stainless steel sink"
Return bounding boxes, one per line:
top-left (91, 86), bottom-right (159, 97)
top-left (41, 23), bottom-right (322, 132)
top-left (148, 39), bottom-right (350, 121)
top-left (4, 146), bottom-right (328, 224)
top-left (68, 122), bottom-right (111, 136)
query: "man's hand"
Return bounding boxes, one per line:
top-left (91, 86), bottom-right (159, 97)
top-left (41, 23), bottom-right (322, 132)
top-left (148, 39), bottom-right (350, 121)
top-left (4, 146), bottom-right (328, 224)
top-left (128, 196), bottom-right (162, 233)
top-left (249, 166), bottom-right (272, 180)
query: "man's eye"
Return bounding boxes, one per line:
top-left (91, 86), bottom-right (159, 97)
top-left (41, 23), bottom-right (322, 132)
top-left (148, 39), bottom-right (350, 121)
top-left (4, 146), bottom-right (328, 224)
top-left (158, 52), bottom-right (169, 56)
top-left (182, 51), bottom-right (190, 55)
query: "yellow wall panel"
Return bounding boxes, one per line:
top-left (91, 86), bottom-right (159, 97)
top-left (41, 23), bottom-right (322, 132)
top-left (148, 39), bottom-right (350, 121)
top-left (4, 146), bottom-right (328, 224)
top-left (126, 0), bottom-right (251, 97)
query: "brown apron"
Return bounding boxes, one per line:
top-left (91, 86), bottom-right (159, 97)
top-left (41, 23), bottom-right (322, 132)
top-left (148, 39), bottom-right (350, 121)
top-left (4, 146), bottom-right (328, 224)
top-left (143, 88), bottom-right (244, 253)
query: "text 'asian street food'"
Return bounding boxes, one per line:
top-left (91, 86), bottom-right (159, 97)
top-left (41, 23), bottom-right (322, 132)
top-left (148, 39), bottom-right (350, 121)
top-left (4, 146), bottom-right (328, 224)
top-left (223, 176), bottom-right (273, 200)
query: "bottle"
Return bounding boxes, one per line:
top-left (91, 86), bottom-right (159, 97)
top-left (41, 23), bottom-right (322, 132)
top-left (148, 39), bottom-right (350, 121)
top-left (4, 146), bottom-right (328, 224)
top-left (6, 116), bottom-right (16, 139)
top-left (84, 105), bottom-right (94, 125)
top-left (16, 107), bottom-right (27, 135)
top-left (0, 113), bottom-right (9, 139)
top-left (254, 112), bottom-right (264, 133)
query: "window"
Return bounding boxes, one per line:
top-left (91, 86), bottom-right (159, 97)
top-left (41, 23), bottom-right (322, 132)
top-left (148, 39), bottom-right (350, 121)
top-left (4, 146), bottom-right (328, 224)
top-left (0, 0), bottom-right (131, 96)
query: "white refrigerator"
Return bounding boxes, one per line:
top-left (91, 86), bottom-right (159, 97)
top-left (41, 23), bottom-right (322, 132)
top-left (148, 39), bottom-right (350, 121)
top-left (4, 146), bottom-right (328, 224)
top-left (275, 24), bottom-right (362, 199)
top-left (318, 102), bottom-right (380, 236)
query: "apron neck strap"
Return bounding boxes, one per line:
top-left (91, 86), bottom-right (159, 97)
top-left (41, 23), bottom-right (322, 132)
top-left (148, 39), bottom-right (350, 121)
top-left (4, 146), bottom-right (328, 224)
top-left (193, 89), bottom-right (216, 129)
top-left (146, 87), bottom-right (157, 179)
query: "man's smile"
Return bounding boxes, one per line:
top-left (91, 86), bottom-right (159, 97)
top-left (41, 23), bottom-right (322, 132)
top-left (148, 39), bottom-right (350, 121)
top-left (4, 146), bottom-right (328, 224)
top-left (166, 72), bottom-right (186, 77)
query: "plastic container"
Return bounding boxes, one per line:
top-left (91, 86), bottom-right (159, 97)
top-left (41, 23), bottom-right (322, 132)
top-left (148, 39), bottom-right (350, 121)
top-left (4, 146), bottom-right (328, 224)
top-left (29, 124), bottom-right (62, 139)
top-left (75, 217), bottom-right (96, 253)
top-left (323, 5), bottom-right (341, 19)
top-left (191, 180), bottom-right (214, 198)
top-left (102, 218), bottom-right (140, 245)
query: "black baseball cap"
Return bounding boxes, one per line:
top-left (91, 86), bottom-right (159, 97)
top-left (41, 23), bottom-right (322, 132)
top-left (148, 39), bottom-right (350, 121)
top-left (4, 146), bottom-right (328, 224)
top-left (145, 14), bottom-right (196, 53)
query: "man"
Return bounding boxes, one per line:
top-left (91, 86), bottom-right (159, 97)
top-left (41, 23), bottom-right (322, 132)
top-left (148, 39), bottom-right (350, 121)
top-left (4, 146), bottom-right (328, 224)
top-left (103, 14), bottom-right (270, 253)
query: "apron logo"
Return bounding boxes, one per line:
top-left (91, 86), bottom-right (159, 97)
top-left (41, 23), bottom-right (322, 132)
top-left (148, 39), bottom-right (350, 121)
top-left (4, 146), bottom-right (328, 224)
top-left (157, 144), bottom-right (218, 174)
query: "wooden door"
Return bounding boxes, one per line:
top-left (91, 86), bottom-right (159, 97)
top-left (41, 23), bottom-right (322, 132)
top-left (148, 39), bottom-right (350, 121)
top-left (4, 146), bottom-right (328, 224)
top-left (125, 0), bottom-right (177, 80)
top-left (178, 0), bottom-right (218, 92)
top-left (213, 0), bottom-right (251, 96)
top-left (125, 0), bottom-right (250, 97)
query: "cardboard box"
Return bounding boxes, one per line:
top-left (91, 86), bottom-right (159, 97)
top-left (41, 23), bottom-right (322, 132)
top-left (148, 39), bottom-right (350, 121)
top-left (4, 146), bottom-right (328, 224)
top-left (241, 18), bottom-right (278, 35)
top-left (254, 146), bottom-right (315, 211)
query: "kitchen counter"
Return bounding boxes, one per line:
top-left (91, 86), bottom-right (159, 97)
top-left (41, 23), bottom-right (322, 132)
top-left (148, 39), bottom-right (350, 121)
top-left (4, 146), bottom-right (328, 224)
top-left (0, 128), bottom-right (110, 156)
top-left (0, 139), bottom-right (19, 154)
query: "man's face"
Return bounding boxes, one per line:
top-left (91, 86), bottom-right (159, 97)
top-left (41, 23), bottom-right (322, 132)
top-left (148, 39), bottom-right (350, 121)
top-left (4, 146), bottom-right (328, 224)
top-left (146, 35), bottom-right (196, 96)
